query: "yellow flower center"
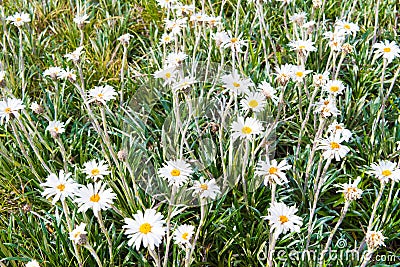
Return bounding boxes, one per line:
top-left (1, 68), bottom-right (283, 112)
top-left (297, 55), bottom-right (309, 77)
top-left (323, 100), bottom-right (330, 105)
top-left (330, 85), bottom-right (339, 92)
top-left (330, 142), bottom-right (340, 149)
top-left (16, 17), bottom-right (22, 22)
top-left (279, 215), bottom-right (289, 224)
top-left (295, 71), bottom-right (303, 77)
top-left (248, 99), bottom-right (259, 108)
top-left (335, 125), bottom-right (342, 130)
top-left (165, 72), bottom-right (171, 78)
top-left (298, 45), bottom-right (306, 50)
top-left (231, 38), bottom-right (238, 43)
top-left (383, 47), bottom-right (391, 53)
top-left (139, 223), bottom-right (152, 234)
top-left (344, 24), bottom-right (350, 30)
top-left (382, 169), bottom-right (392, 176)
top-left (4, 107), bottom-right (12, 114)
top-left (91, 168), bottom-right (100, 176)
top-left (269, 167), bottom-right (278, 174)
top-left (200, 183), bottom-right (208, 190)
top-left (182, 232), bottom-right (189, 240)
top-left (241, 126), bottom-right (252, 134)
top-left (54, 127), bottom-right (59, 132)
top-left (171, 169), bottom-right (181, 176)
top-left (347, 187), bottom-right (357, 193)
top-left (164, 36), bottom-right (171, 42)
top-left (97, 93), bottom-right (104, 98)
top-left (233, 82), bottom-right (240, 87)
top-left (73, 231), bottom-right (81, 239)
top-left (57, 184), bottom-right (65, 191)
top-left (90, 194), bottom-right (101, 202)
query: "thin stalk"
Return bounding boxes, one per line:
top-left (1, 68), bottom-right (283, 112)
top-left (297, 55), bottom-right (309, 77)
top-left (120, 44), bottom-right (128, 105)
top-left (84, 244), bottom-right (104, 267)
top-left (186, 198), bottom-right (206, 267)
top-left (163, 186), bottom-right (177, 267)
top-left (62, 200), bottom-right (83, 267)
top-left (319, 201), bottom-right (350, 265)
top-left (10, 120), bottom-right (41, 181)
top-left (380, 179), bottom-right (395, 228)
top-left (367, 181), bottom-right (385, 231)
top-left (18, 28), bottom-right (25, 97)
top-left (97, 211), bottom-right (114, 267)
top-left (149, 249), bottom-right (161, 267)
top-left (17, 118), bottom-right (52, 174)
top-left (306, 157), bottom-right (332, 249)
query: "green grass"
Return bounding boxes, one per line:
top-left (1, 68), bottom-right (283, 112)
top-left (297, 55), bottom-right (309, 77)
top-left (0, 0), bottom-right (400, 266)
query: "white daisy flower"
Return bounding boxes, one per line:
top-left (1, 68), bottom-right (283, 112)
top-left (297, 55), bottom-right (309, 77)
top-left (205, 16), bottom-right (222, 27)
top-left (275, 64), bottom-right (294, 85)
top-left (83, 159), bottom-right (111, 181)
top-left (324, 79), bottom-right (345, 96)
top-left (73, 14), bottom-right (89, 27)
top-left (64, 46), bottom-right (84, 62)
top-left (315, 98), bottom-right (339, 117)
top-left (58, 68), bottom-right (77, 82)
top-left (368, 160), bottom-right (398, 183)
top-left (259, 81), bottom-right (279, 106)
top-left (31, 102), bottom-right (43, 114)
top-left (327, 121), bottom-right (352, 142)
top-left (173, 3), bottom-right (195, 16)
top-left (231, 116), bottom-right (264, 140)
top-left (43, 67), bottom-right (64, 80)
top-left (172, 76), bottom-right (196, 92)
top-left (313, 72), bottom-right (330, 87)
top-left (46, 120), bottom-right (66, 136)
top-left (262, 202), bottom-right (303, 238)
top-left (190, 12), bottom-right (208, 23)
top-left (366, 230), bottom-right (385, 251)
top-left (118, 33), bottom-right (132, 45)
top-left (323, 31), bottom-right (345, 51)
top-left (288, 39), bottom-right (317, 53)
top-left (291, 65), bottom-right (312, 83)
top-left (26, 260), bottom-right (40, 267)
top-left (6, 12), bottom-right (30, 27)
top-left (191, 178), bottom-right (221, 200)
top-left (335, 20), bottom-right (359, 35)
top-left (123, 209), bottom-right (166, 250)
top-left (336, 177), bottom-right (363, 202)
top-left (69, 223), bottom-right (87, 245)
top-left (74, 182), bottom-right (116, 216)
top-left (158, 159), bottom-right (193, 188)
top-left (255, 159), bottom-right (291, 186)
top-left (240, 92), bottom-right (266, 112)
top-left (165, 51), bottom-right (187, 67)
top-left (0, 98), bottom-right (25, 125)
top-left (221, 70), bottom-right (254, 95)
top-left (88, 85), bottom-right (117, 105)
top-left (165, 17), bottom-right (187, 35)
top-left (40, 170), bottom-right (79, 205)
top-left (372, 40), bottom-right (400, 63)
top-left (153, 66), bottom-right (177, 86)
top-left (173, 224), bottom-right (195, 247)
top-left (317, 134), bottom-right (350, 161)
top-left (221, 31), bottom-right (247, 53)
top-left (156, 0), bottom-right (176, 8)
top-left (289, 12), bottom-right (307, 25)
top-left (160, 32), bottom-right (174, 44)
top-left (213, 31), bottom-right (230, 47)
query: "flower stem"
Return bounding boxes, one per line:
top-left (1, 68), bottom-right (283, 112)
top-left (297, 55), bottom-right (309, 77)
top-left (367, 181), bottom-right (385, 231)
top-left (97, 211), bottom-right (114, 267)
top-left (84, 244), bottom-right (104, 267)
top-left (319, 201), bottom-right (350, 265)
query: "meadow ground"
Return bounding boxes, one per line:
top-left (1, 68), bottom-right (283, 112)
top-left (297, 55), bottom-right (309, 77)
top-left (0, 0), bottom-right (399, 266)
